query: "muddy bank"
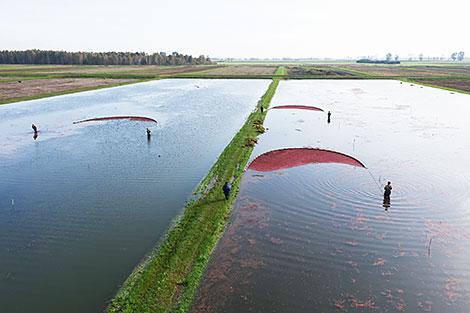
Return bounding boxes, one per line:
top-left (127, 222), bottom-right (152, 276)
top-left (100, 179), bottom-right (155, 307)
top-left (0, 78), bottom-right (138, 101)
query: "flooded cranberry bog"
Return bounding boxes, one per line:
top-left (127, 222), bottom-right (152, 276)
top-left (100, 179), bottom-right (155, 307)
top-left (0, 79), bottom-right (271, 313)
top-left (192, 80), bottom-right (470, 313)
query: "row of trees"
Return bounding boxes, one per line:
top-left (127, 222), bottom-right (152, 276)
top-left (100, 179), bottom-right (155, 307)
top-left (450, 52), bottom-right (465, 61)
top-left (386, 53), bottom-right (400, 62)
top-left (364, 53), bottom-right (467, 62)
top-left (0, 50), bottom-right (212, 65)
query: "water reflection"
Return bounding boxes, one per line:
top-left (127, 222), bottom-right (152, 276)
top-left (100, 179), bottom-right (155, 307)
top-left (383, 194), bottom-right (391, 210)
top-left (192, 80), bottom-right (470, 313)
top-left (0, 79), bottom-right (271, 313)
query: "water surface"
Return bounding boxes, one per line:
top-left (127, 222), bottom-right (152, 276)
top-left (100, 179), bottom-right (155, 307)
top-left (192, 80), bottom-right (470, 313)
top-left (0, 79), bottom-right (270, 313)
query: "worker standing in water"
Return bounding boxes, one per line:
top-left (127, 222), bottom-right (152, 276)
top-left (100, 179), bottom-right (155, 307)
top-left (32, 124), bottom-right (38, 133)
top-left (384, 181), bottom-right (392, 197)
top-left (146, 128), bottom-right (151, 136)
top-left (383, 181), bottom-right (392, 210)
top-left (327, 111), bottom-right (331, 123)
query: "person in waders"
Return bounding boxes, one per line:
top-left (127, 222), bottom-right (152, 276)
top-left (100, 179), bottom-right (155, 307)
top-left (327, 111), bottom-right (331, 123)
top-left (32, 124), bottom-right (38, 133)
top-left (222, 182), bottom-right (231, 200)
top-left (383, 181), bottom-right (392, 210)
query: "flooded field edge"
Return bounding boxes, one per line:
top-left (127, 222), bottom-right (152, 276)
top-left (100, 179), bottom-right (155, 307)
top-left (2, 72), bottom-right (469, 107)
top-left (105, 79), bottom-right (280, 313)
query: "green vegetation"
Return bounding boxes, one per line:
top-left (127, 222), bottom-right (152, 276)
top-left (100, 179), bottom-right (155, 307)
top-left (274, 66), bottom-right (286, 75)
top-left (106, 79), bottom-right (279, 313)
top-left (0, 77), bottom-right (47, 83)
top-left (1, 62), bottom-right (469, 105)
top-left (0, 50), bottom-right (212, 66)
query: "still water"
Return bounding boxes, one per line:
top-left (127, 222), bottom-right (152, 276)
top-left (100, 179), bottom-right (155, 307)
top-left (192, 80), bottom-right (470, 312)
top-left (0, 79), bottom-right (270, 313)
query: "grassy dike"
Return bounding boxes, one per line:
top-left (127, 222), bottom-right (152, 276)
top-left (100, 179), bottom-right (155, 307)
top-left (106, 78), bottom-right (280, 313)
top-left (274, 66), bottom-right (286, 75)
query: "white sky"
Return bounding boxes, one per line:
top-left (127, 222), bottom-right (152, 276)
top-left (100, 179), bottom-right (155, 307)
top-left (1, 0), bottom-right (469, 59)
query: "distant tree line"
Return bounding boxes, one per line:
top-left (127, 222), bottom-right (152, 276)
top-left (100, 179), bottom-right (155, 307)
top-left (450, 51), bottom-right (465, 61)
top-left (0, 50), bottom-right (212, 65)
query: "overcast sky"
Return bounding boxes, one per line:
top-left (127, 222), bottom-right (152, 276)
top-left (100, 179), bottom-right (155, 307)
top-left (1, 0), bottom-right (469, 59)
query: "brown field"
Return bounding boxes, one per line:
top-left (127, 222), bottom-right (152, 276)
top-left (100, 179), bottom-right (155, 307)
top-left (27, 66), bottom-right (145, 74)
top-left (0, 66), bottom-right (96, 73)
top-left (337, 65), bottom-right (454, 77)
top-left (0, 77), bottom-right (19, 80)
top-left (413, 66), bottom-right (470, 75)
top-left (129, 65), bottom-right (225, 75)
top-left (0, 78), bottom-right (138, 101)
top-left (35, 65), bottom-right (224, 75)
top-left (286, 65), bottom-right (354, 76)
top-left (1, 63), bottom-right (469, 103)
top-left (0, 65), bottom-right (224, 75)
top-left (414, 80), bottom-right (470, 93)
top-left (200, 65), bottom-right (277, 75)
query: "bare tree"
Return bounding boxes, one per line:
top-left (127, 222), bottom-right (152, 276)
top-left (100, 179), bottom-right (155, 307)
top-left (419, 54), bottom-right (423, 61)
top-left (458, 51), bottom-right (465, 61)
top-left (395, 55), bottom-right (399, 61)
top-left (386, 53), bottom-right (392, 62)
top-left (451, 52), bottom-right (458, 61)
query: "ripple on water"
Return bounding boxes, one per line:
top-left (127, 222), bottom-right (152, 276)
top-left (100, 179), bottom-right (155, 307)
top-left (193, 160), bottom-right (470, 313)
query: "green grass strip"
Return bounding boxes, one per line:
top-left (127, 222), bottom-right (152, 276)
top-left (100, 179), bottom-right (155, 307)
top-left (274, 66), bottom-right (286, 75)
top-left (0, 77), bottom-right (49, 83)
top-left (106, 79), bottom-right (280, 313)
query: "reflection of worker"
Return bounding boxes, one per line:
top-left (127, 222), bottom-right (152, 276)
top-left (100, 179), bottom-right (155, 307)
top-left (327, 111), bottom-right (331, 123)
top-left (383, 195), bottom-right (390, 210)
top-left (32, 124), bottom-right (38, 133)
top-left (222, 182), bottom-right (231, 200)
